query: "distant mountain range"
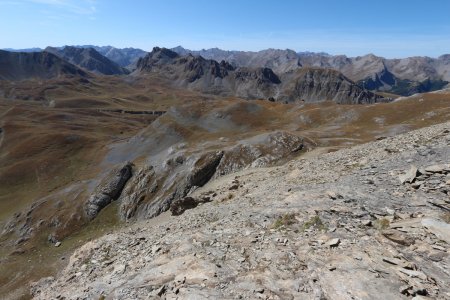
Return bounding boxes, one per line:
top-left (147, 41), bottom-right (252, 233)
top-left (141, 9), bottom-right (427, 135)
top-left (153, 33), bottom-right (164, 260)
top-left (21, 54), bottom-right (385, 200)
top-left (171, 46), bottom-right (450, 96)
top-left (1, 45), bottom-right (449, 97)
top-left (0, 50), bottom-right (88, 81)
top-left (2, 47), bottom-right (44, 53)
top-left (1, 46), bottom-right (147, 69)
top-left (45, 46), bottom-right (129, 75)
top-left (71, 45), bottom-right (147, 68)
top-left (134, 47), bottom-right (383, 104)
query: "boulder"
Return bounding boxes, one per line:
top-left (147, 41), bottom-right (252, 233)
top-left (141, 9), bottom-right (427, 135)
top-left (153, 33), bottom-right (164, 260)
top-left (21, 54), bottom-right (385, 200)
top-left (382, 229), bottom-right (415, 246)
top-left (421, 218), bottom-right (450, 244)
top-left (188, 151), bottom-right (224, 187)
top-left (425, 164), bottom-right (449, 173)
top-left (170, 197), bottom-right (199, 216)
top-left (399, 165), bottom-right (418, 184)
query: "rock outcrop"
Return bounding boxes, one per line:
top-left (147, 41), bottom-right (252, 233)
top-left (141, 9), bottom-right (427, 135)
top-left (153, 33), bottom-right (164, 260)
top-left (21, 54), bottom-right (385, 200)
top-left (118, 132), bottom-right (309, 221)
top-left (279, 68), bottom-right (384, 104)
top-left (85, 162), bottom-right (133, 219)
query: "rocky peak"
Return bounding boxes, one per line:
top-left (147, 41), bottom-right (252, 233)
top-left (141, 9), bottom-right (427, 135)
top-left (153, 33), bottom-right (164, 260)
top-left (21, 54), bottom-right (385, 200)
top-left (234, 67), bottom-right (281, 84)
top-left (279, 67), bottom-right (385, 104)
top-left (438, 54), bottom-right (450, 61)
top-left (136, 47), bottom-right (179, 71)
top-left (151, 47), bottom-right (179, 59)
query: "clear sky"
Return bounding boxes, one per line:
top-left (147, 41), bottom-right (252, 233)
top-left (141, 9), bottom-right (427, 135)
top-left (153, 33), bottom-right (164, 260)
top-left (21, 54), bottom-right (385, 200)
top-left (0, 0), bottom-right (449, 58)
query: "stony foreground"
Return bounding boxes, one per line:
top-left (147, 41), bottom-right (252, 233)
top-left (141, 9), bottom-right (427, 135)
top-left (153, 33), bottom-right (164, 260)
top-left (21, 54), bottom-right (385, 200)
top-left (32, 122), bottom-right (450, 300)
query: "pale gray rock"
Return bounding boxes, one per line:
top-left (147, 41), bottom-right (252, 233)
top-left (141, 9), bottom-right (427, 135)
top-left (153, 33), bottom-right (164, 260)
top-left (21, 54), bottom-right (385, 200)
top-left (421, 218), bottom-right (450, 244)
top-left (399, 165), bottom-right (418, 184)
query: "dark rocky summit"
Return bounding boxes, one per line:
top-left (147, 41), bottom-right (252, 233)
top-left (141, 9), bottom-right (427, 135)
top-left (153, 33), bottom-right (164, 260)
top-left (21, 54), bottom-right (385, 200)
top-left (279, 68), bottom-right (385, 104)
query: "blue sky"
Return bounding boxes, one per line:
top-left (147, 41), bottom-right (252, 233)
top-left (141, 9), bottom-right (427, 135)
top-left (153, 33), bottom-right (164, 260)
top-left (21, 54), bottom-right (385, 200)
top-left (0, 0), bottom-right (449, 58)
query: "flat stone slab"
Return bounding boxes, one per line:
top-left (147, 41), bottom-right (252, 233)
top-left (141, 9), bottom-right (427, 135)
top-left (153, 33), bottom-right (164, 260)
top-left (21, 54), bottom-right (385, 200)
top-left (421, 218), bottom-right (450, 244)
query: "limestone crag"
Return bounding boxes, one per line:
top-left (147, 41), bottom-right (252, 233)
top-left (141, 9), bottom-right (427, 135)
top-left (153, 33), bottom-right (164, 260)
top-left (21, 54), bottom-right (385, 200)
top-left (85, 162), bottom-right (133, 219)
top-left (118, 131), bottom-right (309, 221)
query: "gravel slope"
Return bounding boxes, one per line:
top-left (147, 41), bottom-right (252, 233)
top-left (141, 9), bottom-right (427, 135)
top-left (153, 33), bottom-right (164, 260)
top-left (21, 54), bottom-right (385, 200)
top-left (32, 121), bottom-right (450, 300)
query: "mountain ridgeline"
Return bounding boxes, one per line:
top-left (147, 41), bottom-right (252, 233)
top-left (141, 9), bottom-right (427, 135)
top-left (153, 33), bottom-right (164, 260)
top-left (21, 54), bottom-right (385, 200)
top-left (172, 46), bottom-right (450, 96)
top-left (134, 47), bottom-right (384, 104)
top-left (0, 50), bottom-right (88, 81)
top-left (44, 46), bottom-right (129, 75)
top-left (2, 45), bottom-right (449, 97)
top-left (2, 44), bottom-right (450, 101)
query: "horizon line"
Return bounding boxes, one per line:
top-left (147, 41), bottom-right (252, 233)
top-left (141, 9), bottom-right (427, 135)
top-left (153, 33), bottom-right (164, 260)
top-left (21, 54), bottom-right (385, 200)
top-left (1, 45), bottom-right (449, 60)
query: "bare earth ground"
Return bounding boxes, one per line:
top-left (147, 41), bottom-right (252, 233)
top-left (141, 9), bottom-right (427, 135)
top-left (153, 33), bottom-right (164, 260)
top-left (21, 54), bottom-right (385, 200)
top-left (32, 121), bottom-right (450, 299)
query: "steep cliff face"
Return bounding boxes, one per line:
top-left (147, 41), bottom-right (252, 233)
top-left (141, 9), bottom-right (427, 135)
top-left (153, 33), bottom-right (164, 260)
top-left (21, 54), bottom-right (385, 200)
top-left (279, 68), bottom-right (384, 104)
top-left (232, 67), bottom-right (281, 99)
top-left (0, 50), bottom-right (88, 81)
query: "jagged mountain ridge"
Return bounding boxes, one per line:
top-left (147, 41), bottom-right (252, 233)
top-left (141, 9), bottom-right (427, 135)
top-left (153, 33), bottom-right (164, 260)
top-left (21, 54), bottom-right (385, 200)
top-left (0, 50), bottom-right (88, 81)
top-left (172, 46), bottom-right (450, 95)
top-left (172, 46), bottom-right (302, 74)
top-left (0, 47), bottom-right (382, 104)
top-left (135, 47), bottom-right (383, 104)
top-left (44, 46), bottom-right (129, 75)
top-left (3, 45), bottom-right (449, 95)
top-left (279, 68), bottom-right (383, 104)
top-left (78, 45), bottom-right (147, 68)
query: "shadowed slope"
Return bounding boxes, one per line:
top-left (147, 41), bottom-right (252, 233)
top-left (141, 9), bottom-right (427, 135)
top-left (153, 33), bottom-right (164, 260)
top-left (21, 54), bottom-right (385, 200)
top-left (0, 50), bottom-right (88, 81)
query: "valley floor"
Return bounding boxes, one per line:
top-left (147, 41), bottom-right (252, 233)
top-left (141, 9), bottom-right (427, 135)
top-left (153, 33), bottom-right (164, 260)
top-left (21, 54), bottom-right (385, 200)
top-left (31, 121), bottom-right (450, 299)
